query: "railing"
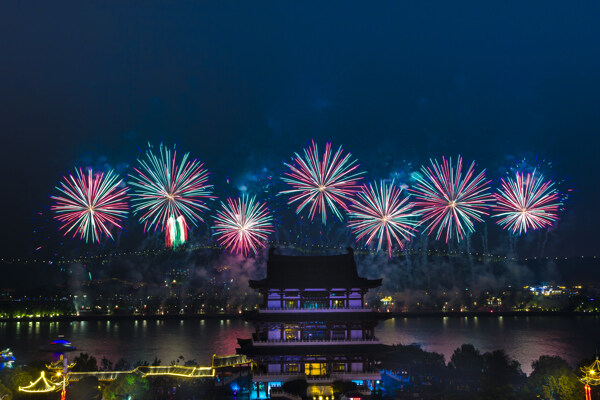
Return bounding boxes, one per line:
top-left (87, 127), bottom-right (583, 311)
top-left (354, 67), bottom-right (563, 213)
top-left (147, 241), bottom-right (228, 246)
top-left (259, 306), bottom-right (372, 313)
top-left (381, 369), bottom-right (410, 383)
top-left (212, 354), bottom-right (252, 368)
top-left (69, 365), bottom-right (215, 382)
top-left (252, 372), bottom-right (305, 382)
top-left (253, 370), bottom-right (381, 381)
top-left (269, 387), bottom-right (302, 400)
top-left (252, 338), bottom-right (380, 346)
top-left (254, 372), bottom-right (305, 378)
top-left (305, 371), bottom-right (381, 382)
top-left (331, 370), bottom-right (381, 378)
top-left (356, 384), bottom-right (373, 394)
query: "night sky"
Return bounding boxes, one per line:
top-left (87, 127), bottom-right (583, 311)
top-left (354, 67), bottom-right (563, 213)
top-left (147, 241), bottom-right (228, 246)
top-left (1, 2), bottom-right (599, 259)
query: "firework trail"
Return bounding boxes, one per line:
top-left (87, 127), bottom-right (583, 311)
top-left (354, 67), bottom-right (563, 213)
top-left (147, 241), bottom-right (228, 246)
top-left (280, 140), bottom-right (364, 224)
top-left (129, 144), bottom-right (214, 247)
top-left (51, 168), bottom-right (129, 243)
top-left (410, 156), bottom-right (493, 242)
top-left (166, 215), bottom-right (188, 247)
top-left (348, 180), bottom-right (420, 257)
top-left (493, 170), bottom-right (561, 234)
top-left (212, 195), bottom-right (274, 256)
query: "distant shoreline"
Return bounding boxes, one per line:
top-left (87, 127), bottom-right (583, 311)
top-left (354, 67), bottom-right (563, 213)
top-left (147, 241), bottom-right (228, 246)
top-left (0, 310), bottom-right (597, 323)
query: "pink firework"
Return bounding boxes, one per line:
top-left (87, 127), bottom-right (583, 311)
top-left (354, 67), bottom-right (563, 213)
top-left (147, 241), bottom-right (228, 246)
top-left (348, 180), bottom-right (420, 257)
top-left (493, 170), bottom-right (561, 234)
top-left (212, 195), bottom-right (274, 256)
top-left (410, 156), bottom-right (493, 242)
top-left (280, 141), bottom-right (364, 224)
top-left (51, 168), bottom-right (129, 243)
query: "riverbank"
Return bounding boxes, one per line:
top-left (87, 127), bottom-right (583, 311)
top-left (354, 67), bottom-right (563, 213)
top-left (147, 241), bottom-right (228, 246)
top-left (0, 310), bottom-right (598, 323)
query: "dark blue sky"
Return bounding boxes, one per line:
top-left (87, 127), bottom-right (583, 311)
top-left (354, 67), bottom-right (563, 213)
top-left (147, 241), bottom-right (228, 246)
top-left (1, 2), bottom-right (599, 258)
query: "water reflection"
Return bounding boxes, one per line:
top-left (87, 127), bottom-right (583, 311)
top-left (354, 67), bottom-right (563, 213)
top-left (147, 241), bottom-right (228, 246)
top-left (1, 316), bottom-right (597, 374)
top-left (375, 316), bottom-right (600, 373)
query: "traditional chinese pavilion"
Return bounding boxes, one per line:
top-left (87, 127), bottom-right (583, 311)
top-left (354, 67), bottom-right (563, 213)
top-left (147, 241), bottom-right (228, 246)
top-left (237, 248), bottom-right (391, 399)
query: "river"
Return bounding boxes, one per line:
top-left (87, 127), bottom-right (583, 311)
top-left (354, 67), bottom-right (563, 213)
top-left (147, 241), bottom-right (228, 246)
top-left (1, 315), bottom-right (598, 374)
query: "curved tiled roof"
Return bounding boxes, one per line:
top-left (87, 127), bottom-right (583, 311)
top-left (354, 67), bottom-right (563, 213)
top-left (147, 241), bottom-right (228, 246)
top-left (249, 248), bottom-right (382, 290)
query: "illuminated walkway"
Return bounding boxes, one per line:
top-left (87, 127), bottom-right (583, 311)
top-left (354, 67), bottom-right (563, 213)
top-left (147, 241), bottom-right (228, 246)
top-left (69, 354), bottom-right (252, 382)
top-left (20, 354), bottom-right (253, 393)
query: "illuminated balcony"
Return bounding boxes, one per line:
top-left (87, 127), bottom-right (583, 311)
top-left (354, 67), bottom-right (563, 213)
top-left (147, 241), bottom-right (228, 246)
top-left (259, 306), bottom-right (372, 313)
top-left (253, 370), bottom-right (381, 383)
top-left (252, 338), bottom-right (380, 346)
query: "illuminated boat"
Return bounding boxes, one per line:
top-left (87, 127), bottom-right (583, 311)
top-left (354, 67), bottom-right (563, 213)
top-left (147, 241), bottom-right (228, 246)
top-left (39, 336), bottom-right (77, 352)
top-left (0, 348), bottom-right (15, 369)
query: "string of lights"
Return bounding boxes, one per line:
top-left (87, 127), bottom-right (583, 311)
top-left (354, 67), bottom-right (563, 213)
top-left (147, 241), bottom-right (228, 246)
top-left (0, 241), bottom-right (597, 266)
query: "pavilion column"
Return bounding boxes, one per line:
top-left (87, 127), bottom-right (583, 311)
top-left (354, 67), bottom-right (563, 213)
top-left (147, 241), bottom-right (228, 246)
top-left (280, 323), bottom-right (284, 340)
top-left (279, 289), bottom-right (283, 309)
top-left (361, 290), bottom-right (365, 307)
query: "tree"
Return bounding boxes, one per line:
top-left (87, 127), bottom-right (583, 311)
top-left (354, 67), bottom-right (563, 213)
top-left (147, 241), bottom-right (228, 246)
top-left (478, 350), bottom-right (525, 400)
top-left (102, 374), bottom-right (150, 400)
top-left (383, 344), bottom-right (447, 384)
top-left (133, 360), bottom-right (148, 368)
top-left (282, 379), bottom-right (308, 396)
top-left (0, 380), bottom-right (13, 400)
top-left (114, 358), bottom-right (131, 371)
top-left (101, 356), bottom-right (113, 371)
top-left (332, 380), bottom-right (357, 395)
top-left (4, 370), bottom-right (33, 392)
top-left (522, 355), bottom-right (583, 400)
top-left (449, 344), bottom-right (485, 384)
top-left (67, 376), bottom-right (100, 400)
top-left (72, 353), bottom-right (98, 372)
top-left (482, 350), bottom-right (524, 386)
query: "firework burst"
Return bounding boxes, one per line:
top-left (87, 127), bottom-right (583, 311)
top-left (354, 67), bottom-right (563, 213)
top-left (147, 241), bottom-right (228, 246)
top-left (348, 180), bottom-right (420, 257)
top-left (129, 144), bottom-right (214, 247)
top-left (51, 168), bottom-right (129, 243)
top-left (212, 195), bottom-right (274, 256)
top-left (410, 156), bottom-right (493, 242)
top-left (280, 141), bottom-right (364, 224)
top-left (493, 171), bottom-right (561, 234)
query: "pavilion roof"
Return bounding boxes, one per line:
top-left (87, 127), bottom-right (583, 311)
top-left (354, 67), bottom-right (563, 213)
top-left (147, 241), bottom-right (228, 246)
top-left (18, 371), bottom-right (58, 393)
top-left (249, 248), bottom-right (382, 290)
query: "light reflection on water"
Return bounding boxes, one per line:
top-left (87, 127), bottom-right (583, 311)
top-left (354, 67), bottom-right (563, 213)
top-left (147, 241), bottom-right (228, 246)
top-left (375, 315), bottom-right (600, 373)
top-left (0, 316), bottom-right (597, 374)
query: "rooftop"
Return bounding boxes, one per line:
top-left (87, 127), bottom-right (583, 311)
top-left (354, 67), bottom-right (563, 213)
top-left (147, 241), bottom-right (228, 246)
top-left (249, 248), bottom-right (382, 290)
